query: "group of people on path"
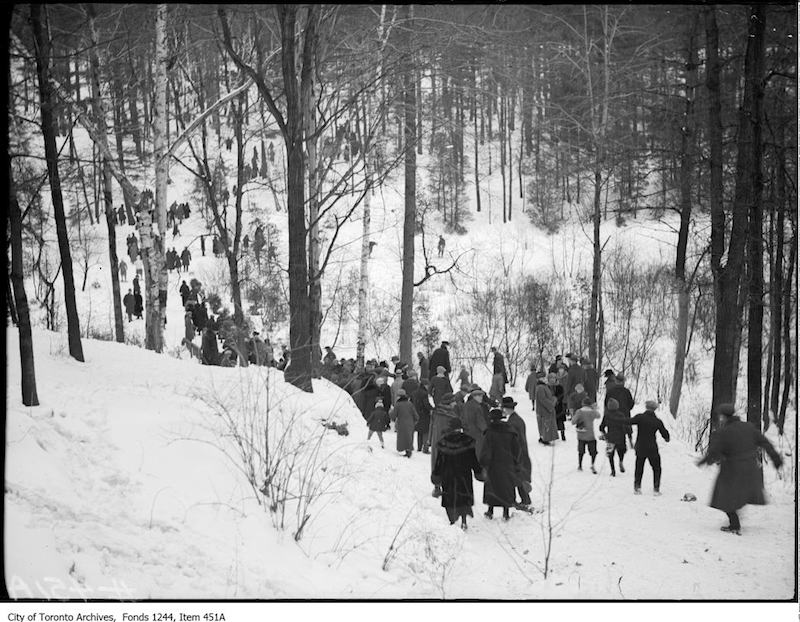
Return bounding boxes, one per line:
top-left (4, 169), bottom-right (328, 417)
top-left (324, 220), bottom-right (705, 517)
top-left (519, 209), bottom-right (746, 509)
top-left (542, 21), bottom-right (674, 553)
top-left (167, 247), bottom-right (192, 273)
top-left (354, 343), bottom-right (784, 535)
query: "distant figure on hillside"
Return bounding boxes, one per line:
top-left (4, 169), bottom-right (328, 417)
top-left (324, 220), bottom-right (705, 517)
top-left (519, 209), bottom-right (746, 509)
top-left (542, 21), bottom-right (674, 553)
top-left (132, 275), bottom-right (141, 296)
top-left (212, 236), bottom-right (222, 257)
top-left (172, 223), bottom-right (180, 238)
top-left (201, 326), bottom-right (220, 366)
top-left (180, 247), bottom-right (191, 272)
top-left (369, 241), bottom-right (377, 257)
top-left (123, 289), bottom-right (135, 322)
top-left (179, 280), bottom-right (190, 307)
top-left (697, 404), bottom-right (783, 535)
top-left (417, 351), bottom-right (430, 380)
top-left (200, 235), bottom-right (206, 257)
top-left (323, 346), bottom-right (337, 367)
top-left (267, 141), bottom-right (275, 163)
top-left (133, 291), bottom-right (143, 320)
top-left (490, 347), bottom-right (508, 401)
top-left (242, 234), bottom-right (250, 252)
top-left (437, 235), bottom-right (445, 257)
top-left (253, 226), bottom-right (265, 267)
top-left (117, 205), bottom-right (126, 225)
top-left (118, 259), bottom-right (127, 282)
top-left (428, 341), bottom-right (451, 379)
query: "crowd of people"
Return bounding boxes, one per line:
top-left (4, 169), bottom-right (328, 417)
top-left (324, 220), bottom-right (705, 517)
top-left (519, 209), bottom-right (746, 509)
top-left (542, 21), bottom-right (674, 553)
top-left (335, 342), bottom-right (782, 534)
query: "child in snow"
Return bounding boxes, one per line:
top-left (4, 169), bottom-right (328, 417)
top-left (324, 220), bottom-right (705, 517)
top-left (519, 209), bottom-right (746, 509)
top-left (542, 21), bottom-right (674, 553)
top-left (367, 398), bottom-right (390, 448)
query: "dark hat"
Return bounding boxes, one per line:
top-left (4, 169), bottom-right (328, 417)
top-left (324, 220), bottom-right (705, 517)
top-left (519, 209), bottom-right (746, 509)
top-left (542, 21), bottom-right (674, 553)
top-left (447, 416), bottom-right (463, 431)
top-left (469, 385), bottom-right (484, 397)
top-left (501, 396), bottom-right (517, 408)
top-left (607, 398), bottom-right (620, 410)
top-left (536, 371), bottom-right (546, 378)
top-left (580, 356), bottom-right (590, 365)
top-left (441, 341), bottom-right (450, 346)
top-left (440, 392), bottom-right (455, 405)
top-left (565, 352), bottom-right (576, 360)
top-left (460, 382), bottom-right (471, 392)
top-left (488, 408), bottom-right (504, 421)
top-left (324, 346), bottom-right (332, 350)
top-left (555, 354), bottom-right (563, 360)
top-left (715, 403), bottom-right (736, 417)
top-left (603, 369), bottom-right (615, 377)
top-left (645, 400), bottom-right (659, 411)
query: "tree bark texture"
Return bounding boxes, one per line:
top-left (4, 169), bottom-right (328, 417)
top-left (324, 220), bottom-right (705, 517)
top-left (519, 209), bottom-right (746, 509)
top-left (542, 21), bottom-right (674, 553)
top-left (31, 3), bottom-right (84, 362)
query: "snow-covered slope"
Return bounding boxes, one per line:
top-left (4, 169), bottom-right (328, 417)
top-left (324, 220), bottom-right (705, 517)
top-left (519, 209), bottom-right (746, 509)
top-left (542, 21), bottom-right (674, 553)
top-left (5, 329), bottom-right (795, 599)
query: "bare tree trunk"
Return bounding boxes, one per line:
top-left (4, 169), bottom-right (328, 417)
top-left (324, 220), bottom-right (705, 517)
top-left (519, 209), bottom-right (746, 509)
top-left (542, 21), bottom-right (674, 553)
top-left (473, 71), bottom-right (481, 213)
top-left (9, 156), bottom-right (40, 406)
top-left (356, 105), bottom-right (372, 371)
top-left (669, 13), bottom-right (698, 418)
top-left (398, 4), bottom-right (416, 364)
top-left (87, 4), bottom-right (124, 344)
top-left (588, 166), bottom-right (601, 370)
top-left (745, 4), bottom-right (766, 430)
top-left (231, 89), bottom-right (248, 367)
top-left (777, 230), bottom-right (795, 433)
top-left (150, 3), bottom-right (170, 353)
top-left (706, 6), bottom-right (745, 429)
top-left (31, 3), bottom-right (84, 363)
top-left (769, 99), bottom-right (786, 420)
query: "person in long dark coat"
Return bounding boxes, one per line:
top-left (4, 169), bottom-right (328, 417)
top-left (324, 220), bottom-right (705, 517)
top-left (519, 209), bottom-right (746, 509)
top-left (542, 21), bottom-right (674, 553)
top-left (201, 326), bottom-right (219, 366)
top-left (122, 289), bottom-right (135, 322)
top-left (428, 341), bottom-right (451, 379)
top-left (133, 293), bottom-right (143, 319)
top-left (550, 371), bottom-right (567, 441)
top-left (489, 347), bottom-right (508, 401)
top-left (628, 400), bottom-right (670, 495)
top-left (461, 387), bottom-right (488, 457)
top-left (180, 247), bottom-right (191, 272)
top-left (193, 302), bottom-right (208, 335)
top-left (478, 408), bottom-right (521, 521)
top-left (432, 417), bottom-right (483, 530)
top-left (697, 403), bottom-right (783, 534)
top-left (430, 392), bottom-right (459, 497)
top-left (563, 353), bottom-right (586, 406)
top-left (179, 280), bottom-right (190, 307)
top-left (393, 390), bottom-right (418, 457)
top-left (524, 365), bottom-right (537, 410)
top-left (599, 398), bottom-right (633, 476)
top-left (430, 366), bottom-right (453, 405)
top-left (536, 373), bottom-right (559, 444)
top-left (119, 259), bottom-right (127, 282)
top-left (417, 352), bottom-right (430, 381)
top-left (605, 374), bottom-right (634, 416)
top-left (503, 396), bottom-right (532, 509)
top-left (412, 380), bottom-right (433, 452)
top-left (184, 309), bottom-right (195, 343)
top-left (356, 372), bottom-right (380, 420)
top-left (132, 275), bottom-right (141, 296)
top-left (581, 357), bottom-right (599, 403)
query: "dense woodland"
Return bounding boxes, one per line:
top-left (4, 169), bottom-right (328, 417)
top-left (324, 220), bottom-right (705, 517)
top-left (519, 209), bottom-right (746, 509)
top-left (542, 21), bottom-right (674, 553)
top-left (6, 4), bottom-right (797, 441)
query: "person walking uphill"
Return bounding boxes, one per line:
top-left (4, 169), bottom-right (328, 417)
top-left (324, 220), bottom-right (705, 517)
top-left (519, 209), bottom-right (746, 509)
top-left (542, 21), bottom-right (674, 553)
top-left (503, 396), bottom-right (533, 510)
top-left (572, 397), bottom-right (601, 473)
top-left (479, 408), bottom-right (521, 521)
top-left (489, 347), bottom-right (508, 402)
top-left (535, 372), bottom-right (559, 445)
top-left (431, 417), bottom-right (483, 531)
top-left (430, 392), bottom-right (459, 497)
top-left (430, 366), bottom-right (453, 405)
top-left (412, 380), bottom-right (433, 452)
top-left (428, 341), bottom-right (451, 379)
top-left (697, 403), bottom-right (783, 535)
top-left (461, 385), bottom-right (488, 457)
top-left (393, 389), bottom-right (419, 458)
top-left (600, 398), bottom-right (633, 476)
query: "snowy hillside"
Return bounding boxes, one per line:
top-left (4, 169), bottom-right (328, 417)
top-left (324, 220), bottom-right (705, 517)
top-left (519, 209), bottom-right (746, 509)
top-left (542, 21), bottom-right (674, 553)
top-left (5, 328), bottom-right (795, 600)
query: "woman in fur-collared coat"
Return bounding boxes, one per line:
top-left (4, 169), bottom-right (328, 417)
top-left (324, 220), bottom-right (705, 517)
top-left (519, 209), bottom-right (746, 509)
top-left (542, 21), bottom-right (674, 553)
top-left (432, 417), bottom-right (483, 530)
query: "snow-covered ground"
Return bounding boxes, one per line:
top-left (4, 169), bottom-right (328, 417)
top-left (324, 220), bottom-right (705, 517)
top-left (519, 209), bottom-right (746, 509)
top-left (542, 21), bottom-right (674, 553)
top-left (5, 327), bottom-right (796, 601)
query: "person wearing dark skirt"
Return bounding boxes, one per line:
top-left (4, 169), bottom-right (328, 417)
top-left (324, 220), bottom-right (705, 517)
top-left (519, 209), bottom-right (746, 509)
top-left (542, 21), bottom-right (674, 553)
top-left (431, 417), bottom-right (483, 530)
top-left (697, 403), bottom-right (783, 535)
top-left (478, 408), bottom-right (521, 521)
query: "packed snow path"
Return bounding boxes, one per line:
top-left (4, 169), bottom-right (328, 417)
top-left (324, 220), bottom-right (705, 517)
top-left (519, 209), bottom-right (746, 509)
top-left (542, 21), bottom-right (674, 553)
top-left (5, 330), bottom-right (795, 600)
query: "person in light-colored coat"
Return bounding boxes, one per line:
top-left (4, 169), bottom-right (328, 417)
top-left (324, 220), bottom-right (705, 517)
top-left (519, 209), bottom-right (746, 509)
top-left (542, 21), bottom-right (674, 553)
top-left (535, 373), bottom-right (558, 444)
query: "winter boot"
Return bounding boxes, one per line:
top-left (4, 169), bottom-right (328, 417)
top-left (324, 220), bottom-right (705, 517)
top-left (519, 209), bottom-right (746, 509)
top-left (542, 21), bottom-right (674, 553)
top-left (619, 463), bottom-right (626, 473)
top-left (484, 507), bottom-right (494, 520)
top-left (432, 485), bottom-right (442, 498)
top-left (560, 431), bottom-right (566, 441)
top-left (502, 507), bottom-right (511, 521)
top-left (634, 487), bottom-right (642, 495)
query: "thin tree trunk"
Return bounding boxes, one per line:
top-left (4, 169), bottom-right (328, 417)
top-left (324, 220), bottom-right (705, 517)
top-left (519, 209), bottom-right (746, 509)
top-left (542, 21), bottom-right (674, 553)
top-left (669, 13), bottom-right (698, 418)
top-left (231, 89), bottom-right (248, 367)
top-left (770, 105), bottom-right (786, 419)
top-left (87, 4), bottom-right (124, 343)
top-left (356, 104), bottom-right (371, 371)
top-left (473, 79), bottom-right (481, 213)
top-left (398, 4), bottom-right (416, 364)
top-left (9, 156), bottom-right (40, 406)
top-left (31, 4), bottom-right (84, 362)
top-left (777, 231), bottom-right (795, 433)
